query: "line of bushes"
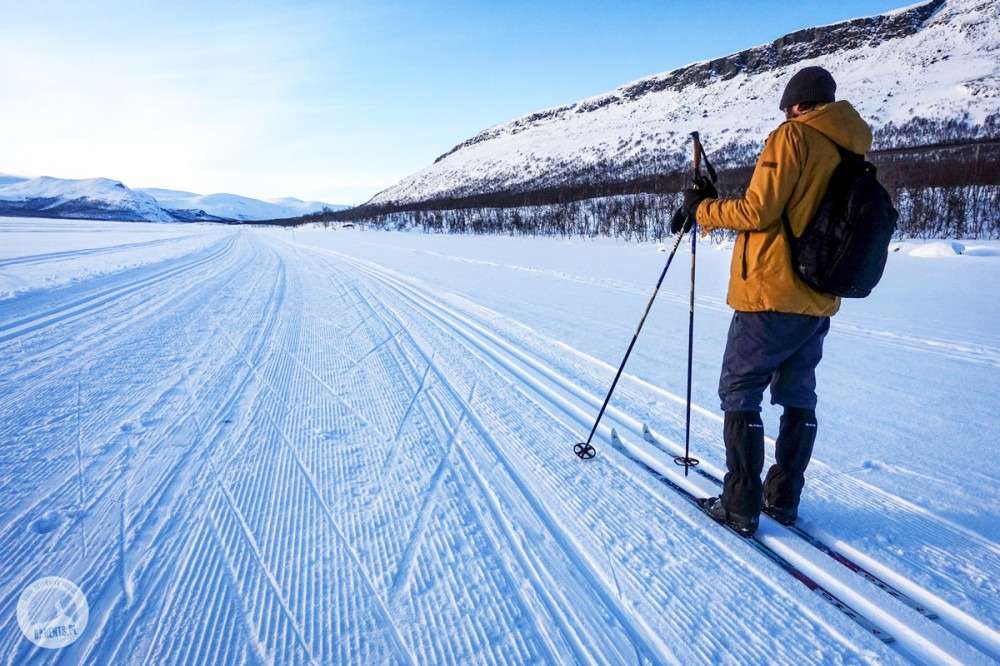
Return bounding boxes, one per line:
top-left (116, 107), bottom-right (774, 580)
top-left (264, 116), bottom-right (1000, 240)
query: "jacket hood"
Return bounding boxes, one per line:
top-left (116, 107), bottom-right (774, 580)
top-left (791, 100), bottom-right (873, 154)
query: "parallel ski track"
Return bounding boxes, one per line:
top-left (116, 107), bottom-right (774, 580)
top-left (0, 233), bottom-right (238, 346)
top-left (640, 425), bottom-right (938, 619)
top-left (305, 240), bottom-right (1000, 666)
top-left (0, 234), bottom-right (194, 270)
top-left (296, 249), bottom-right (652, 664)
top-left (639, 422), bottom-right (1000, 659)
top-left (290, 240), bottom-right (602, 664)
top-left (615, 428), bottom-right (895, 643)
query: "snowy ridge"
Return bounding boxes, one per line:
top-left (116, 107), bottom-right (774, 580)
top-left (370, 0), bottom-right (1000, 206)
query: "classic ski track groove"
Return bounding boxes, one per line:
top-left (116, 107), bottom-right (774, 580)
top-left (0, 234), bottom-right (193, 270)
top-left (0, 234), bottom-right (237, 344)
top-left (303, 239), bottom-right (1000, 665)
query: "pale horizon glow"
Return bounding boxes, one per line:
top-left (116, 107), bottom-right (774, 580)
top-left (1, 0), bottom-right (908, 206)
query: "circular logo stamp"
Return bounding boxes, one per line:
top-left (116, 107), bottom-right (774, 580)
top-left (17, 577), bottom-right (89, 649)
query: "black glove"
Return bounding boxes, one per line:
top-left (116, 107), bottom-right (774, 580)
top-left (669, 207), bottom-right (691, 235)
top-left (670, 178), bottom-right (718, 234)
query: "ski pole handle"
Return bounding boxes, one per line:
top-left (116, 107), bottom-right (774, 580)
top-left (691, 131), bottom-right (702, 178)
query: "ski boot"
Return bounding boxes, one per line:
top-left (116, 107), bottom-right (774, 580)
top-left (698, 496), bottom-right (759, 538)
top-left (762, 500), bottom-right (797, 526)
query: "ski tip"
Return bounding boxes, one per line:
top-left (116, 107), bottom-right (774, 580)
top-left (642, 423), bottom-right (654, 444)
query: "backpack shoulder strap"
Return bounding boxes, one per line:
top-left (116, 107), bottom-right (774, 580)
top-left (781, 132), bottom-right (855, 241)
top-left (781, 210), bottom-right (797, 242)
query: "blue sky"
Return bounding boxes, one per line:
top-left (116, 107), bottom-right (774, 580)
top-left (0, 0), bottom-right (908, 205)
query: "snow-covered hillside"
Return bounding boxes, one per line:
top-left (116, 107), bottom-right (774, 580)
top-left (0, 176), bottom-right (342, 223)
top-left (1, 218), bottom-right (998, 664)
top-left (370, 0), bottom-right (999, 206)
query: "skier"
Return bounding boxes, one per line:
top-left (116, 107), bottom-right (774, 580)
top-left (671, 66), bottom-right (875, 537)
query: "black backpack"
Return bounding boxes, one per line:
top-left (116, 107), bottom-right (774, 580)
top-left (782, 144), bottom-right (899, 298)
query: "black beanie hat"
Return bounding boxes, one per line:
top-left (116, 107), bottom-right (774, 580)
top-left (779, 66), bottom-right (837, 110)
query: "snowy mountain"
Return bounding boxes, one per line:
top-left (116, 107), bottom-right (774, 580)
top-left (0, 176), bottom-right (177, 222)
top-left (0, 176), bottom-right (343, 223)
top-left (137, 188), bottom-right (346, 222)
top-left (369, 0), bottom-right (999, 207)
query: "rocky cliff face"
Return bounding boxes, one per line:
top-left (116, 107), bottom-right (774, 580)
top-left (369, 0), bottom-right (998, 208)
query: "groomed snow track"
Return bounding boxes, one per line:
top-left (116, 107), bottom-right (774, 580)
top-left (1, 227), bottom-right (997, 665)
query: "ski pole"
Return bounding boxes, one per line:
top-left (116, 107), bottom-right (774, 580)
top-left (574, 132), bottom-right (716, 460)
top-left (674, 131), bottom-right (707, 474)
top-left (573, 219), bottom-right (691, 460)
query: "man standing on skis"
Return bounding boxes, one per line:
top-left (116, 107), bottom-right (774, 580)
top-left (671, 66), bottom-right (874, 537)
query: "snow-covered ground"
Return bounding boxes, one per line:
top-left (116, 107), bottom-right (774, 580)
top-left (1, 218), bottom-right (997, 665)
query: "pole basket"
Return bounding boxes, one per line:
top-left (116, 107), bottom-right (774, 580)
top-left (673, 455), bottom-right (700, 469)
top-left (574, 442), bottom-right (597, 460)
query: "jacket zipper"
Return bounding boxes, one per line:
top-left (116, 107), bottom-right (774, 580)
top-left (741, 231), bottom-right (750, 279)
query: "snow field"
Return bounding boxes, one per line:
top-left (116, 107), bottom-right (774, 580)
top-left (1, 219), bottom-right (998, 664)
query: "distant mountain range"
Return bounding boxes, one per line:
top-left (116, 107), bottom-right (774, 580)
top-left (0, 174), bottom-right (343, 223)
top-left (365, 0), bottom-right (999, 210)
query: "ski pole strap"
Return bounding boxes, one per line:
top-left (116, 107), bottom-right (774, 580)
top-left (697, 140), bottom-right (718, 185)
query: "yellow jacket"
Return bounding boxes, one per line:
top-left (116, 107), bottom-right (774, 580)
top-left (696, 101), bottom-right (873, 316)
